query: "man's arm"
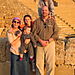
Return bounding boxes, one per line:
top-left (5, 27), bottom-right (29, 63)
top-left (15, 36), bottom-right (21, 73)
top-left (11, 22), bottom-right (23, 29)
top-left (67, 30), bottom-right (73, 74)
top-left (30, 33), bottom-right (37, 47)
top-left (32, 20), bottom-right (48, 46)
top-left (50, 19), bottom-right (58, 40)
top-left (32, 20), bottom-right (40, 42)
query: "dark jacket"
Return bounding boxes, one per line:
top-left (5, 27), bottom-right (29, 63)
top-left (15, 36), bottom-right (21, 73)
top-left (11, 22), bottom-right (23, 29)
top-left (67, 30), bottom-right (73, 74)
top-left (20, 33), bottom-right (37, 57)
top-left (32, 17), bottom-right (58, 46)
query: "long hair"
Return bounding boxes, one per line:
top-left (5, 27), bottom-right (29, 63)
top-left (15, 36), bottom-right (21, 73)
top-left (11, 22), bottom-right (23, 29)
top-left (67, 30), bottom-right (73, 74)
top-left (23, 15), bottom-right (33, 31)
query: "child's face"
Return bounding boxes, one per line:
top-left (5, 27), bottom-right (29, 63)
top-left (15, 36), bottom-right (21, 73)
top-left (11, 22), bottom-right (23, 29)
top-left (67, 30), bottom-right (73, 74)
top-left (24, 27), bottom-right (31, 34)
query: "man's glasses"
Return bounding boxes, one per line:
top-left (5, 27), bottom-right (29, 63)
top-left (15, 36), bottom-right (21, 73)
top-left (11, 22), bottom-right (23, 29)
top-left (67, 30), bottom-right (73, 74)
top-left (13, 21), bottom-right (20, 24)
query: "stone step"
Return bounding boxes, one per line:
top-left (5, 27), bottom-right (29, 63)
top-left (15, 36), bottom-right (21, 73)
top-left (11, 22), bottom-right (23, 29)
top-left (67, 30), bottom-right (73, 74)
top-left (19, 0), bottom-right (38, 13)
top-left (55, 0), bottom-right (75, 27)
top-left (54, 0), bottom-right (75, 38)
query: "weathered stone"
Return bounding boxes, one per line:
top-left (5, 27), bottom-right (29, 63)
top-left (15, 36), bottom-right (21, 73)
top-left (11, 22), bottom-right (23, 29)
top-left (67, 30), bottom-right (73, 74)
top-left (55, 40), bottom-right (65, 65)
top-left (0, 38), bottom-right (10, 62)
top-left (55, 65), bottom-right (74, 75)
top-left (65, 38), bottom-right (75, 65)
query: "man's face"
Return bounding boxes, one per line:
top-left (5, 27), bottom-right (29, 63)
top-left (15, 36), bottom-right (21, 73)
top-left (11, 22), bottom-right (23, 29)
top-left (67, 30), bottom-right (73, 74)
top-left (41, 6), bottom-right (49, 17)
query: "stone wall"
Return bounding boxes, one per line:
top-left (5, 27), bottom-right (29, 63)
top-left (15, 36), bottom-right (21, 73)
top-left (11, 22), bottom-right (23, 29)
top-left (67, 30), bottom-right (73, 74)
top-left (55, 38), bottom-right (75, 66)
top-left (0, 37), bottom-right (75, 75)
top-left (0, 37), bottom-right (75, 65)
top-left (55, 37), bottom-right (75, 75)
top-left (0, 37), bottom-right (10, 62)
top-left (65, 38), bottom-right (75, 65)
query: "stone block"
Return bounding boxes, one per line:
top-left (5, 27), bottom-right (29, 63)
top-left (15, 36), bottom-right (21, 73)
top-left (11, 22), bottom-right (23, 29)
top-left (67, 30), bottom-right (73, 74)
top-left (55, 40), bottom-right (65, 65)
top-left (0, 38), bottom-right (10, 62)
top-left (55, 65), bottom-right (74, 75)
top-left (65, 38), bottom-right (75, 65)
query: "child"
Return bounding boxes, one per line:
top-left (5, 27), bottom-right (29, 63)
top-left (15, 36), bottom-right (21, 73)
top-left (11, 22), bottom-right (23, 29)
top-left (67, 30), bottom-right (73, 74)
top-left (19, 26), bottom-right (37, 72)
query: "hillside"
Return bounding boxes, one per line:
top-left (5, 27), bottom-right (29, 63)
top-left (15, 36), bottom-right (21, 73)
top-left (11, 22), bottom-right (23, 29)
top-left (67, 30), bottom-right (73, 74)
top-left (0, 0), bottom-right (38, 27)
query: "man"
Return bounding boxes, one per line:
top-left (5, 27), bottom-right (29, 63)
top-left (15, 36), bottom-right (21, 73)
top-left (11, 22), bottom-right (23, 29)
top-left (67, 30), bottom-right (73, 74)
top-left (32, 6), bottom-right (58, 75)
top-left (38, 0), bottom-right (54, 17)
top-left (52, 0), bottom-right (58, 7)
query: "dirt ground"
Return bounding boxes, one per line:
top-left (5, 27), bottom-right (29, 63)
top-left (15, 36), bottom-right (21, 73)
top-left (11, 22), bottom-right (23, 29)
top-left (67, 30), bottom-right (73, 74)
top-left (0, 62), bottom-right (74, 75)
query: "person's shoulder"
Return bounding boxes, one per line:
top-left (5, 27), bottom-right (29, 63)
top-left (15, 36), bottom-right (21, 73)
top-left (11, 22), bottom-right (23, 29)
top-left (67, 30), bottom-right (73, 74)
top-left (7, 28), bottom-right (13, 33)
top-left (49, 16), bottom-right (56, 22)
top-left (19, 24), bottom-right (25, 29)
top-left (34, 17), bottom-right (41, 22)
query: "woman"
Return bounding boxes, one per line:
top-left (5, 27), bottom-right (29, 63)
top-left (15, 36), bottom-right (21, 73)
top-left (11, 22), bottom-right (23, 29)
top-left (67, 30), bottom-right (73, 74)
top-left (20, 15), bottom-right (36, 74)
top-left (19, 15), bottom-right (35, 51)
top-left (7, 17), bottom-right (22, 75)
top-left (7, 17), bottom-right (31, 75)
top-left (19, 15), bottom-right (33, 31)
top-left (24, 14), bottom-right (36, 72)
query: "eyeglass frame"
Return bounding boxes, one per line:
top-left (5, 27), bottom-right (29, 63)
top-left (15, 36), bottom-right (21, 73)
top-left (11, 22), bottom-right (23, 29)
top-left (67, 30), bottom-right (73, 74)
top-left (13, 21), bottom-right (20, 24)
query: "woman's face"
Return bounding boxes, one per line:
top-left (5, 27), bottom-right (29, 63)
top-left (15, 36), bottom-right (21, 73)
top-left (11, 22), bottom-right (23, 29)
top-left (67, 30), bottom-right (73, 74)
top-left (13, 19), bottom-right (20, 28)
top-left (24, 17), bottom-right (31, 26)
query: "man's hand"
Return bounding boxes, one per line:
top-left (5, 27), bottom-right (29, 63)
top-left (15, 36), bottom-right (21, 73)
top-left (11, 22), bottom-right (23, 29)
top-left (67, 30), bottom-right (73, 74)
top-left (39, 39), bottom-right (48, 47)
top-left (34, 45), bottom-right (37, 48)
top-left (48, 38), bottom-right (54, 43)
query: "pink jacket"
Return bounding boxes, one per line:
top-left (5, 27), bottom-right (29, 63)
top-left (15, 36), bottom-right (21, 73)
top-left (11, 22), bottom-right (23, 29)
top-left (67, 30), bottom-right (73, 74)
top-left (7, 28), bottom-right (21, 55)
